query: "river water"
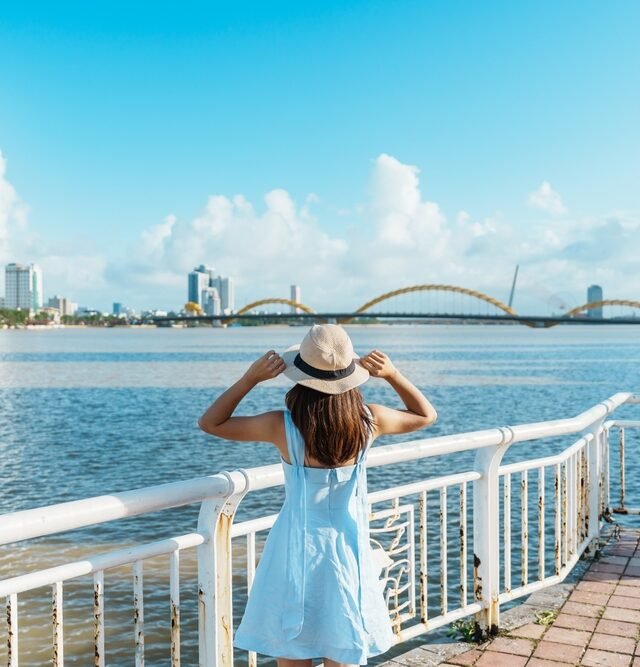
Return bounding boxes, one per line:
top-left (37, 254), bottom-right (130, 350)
top-left (0, 324), bottom-right (638, 665)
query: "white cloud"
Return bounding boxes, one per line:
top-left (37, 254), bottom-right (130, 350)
top-left (0, 151), bottom-right (29, 262)
top-left (2, 147), bottom-right (639, 315)
top-left (528, 181), bottom-right (567, 215)
top-left (370, 153), bottom-right (446, 247)
top-left (0, 150), bottom-right (107, 304)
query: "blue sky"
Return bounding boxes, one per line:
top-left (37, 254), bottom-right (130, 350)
top-left (0, 1), bottom-right (638, 313)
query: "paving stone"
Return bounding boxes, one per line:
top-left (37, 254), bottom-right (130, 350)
top-left (533, 640), bottom-right (584, 663)
top-left (527, 659), bottom-right (574, 667)
top-left (626, 567), bottom-right (640, 577)
top-left (482, 636), bottom-right (534, 657)
top-left (611, 596), bottom-right (640, 611)
top-left (582, 648), bottom-right (632, 666)
top-left (621, 576), bottom-right (640, 588)
top-left (569, 589), bottom-right (611, 606)
top-left (589, 632), bottom-right (636, 654)
top-left (592, 563), bottom-right (627, 574)
top-left (562, 600), bottom-right (604, 618)
top-left (596, 618), bottom-right (640, 638)
top-left (616, 585), bottom-right (640, 598)
top-left (508, 622), bottom-right (546, 639)
top-left (474, 651), bottom-right (527, 666)
top-left (447, 649), bottom-right (482, 666)
top-left (553, 612), bottom-right (599, 632)
top-left (603, 557), bottom-right (632, 566)
top-left (583, 571), bottom-right (621, 584)
top-left (544, 626), bottom-right (592, 647)
top-left (577, 580), bottom-right (618, 595)
top-left (603, 607), bottom-right (640, 624)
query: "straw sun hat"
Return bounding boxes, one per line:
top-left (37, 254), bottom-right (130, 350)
top-left (281, 324), bottom-right (369, 395)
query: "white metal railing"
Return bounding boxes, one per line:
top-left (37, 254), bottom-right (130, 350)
top-left (0, 392), bottom-right (638, 665)
top-left (607, 420), bottom-right (640, 516)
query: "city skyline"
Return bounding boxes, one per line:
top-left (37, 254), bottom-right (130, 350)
top-left (1, 259), bottom-right (619, 321)
top-left (0, 2), bottom-right (638, 313)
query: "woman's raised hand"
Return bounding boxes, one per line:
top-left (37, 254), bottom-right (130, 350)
top-left (359, 350), bottom-right (398, 379)
top-left (243, 350), bottom-right (287, 384)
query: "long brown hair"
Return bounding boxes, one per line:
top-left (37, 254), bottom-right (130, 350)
top-left (285, 384), bottom-right (374, 467)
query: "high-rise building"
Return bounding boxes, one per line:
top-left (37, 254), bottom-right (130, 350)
top-left (48, 296), bottom-right (77, 317)
top-left (202, 286), bottom-right (221, 316)
top-left (5, 263), bottom-right (43, 311)
top-left (587, 284), bottom-right (603, 319)
top-left (187, 265), bottom-right (234, 313)
top-left (188, 267), bottom-right (211, 306)
top-left (113, 302), bottom-right (123, 316)
top-left (290, 284), bottom-right (301, 313)
top-left (218, 277), bottom-right (234, 314)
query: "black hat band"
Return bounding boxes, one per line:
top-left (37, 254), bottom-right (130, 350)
top-left (293, 353), bottom-right (356, 380)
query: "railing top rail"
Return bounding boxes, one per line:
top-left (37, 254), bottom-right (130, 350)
top-left (0, 472), bottom-right (232, 547)
top-left (0, 392), bottom-right (636, 547)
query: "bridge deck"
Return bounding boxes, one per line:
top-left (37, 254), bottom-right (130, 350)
top-left (384, 528), bottom-right (640, 667)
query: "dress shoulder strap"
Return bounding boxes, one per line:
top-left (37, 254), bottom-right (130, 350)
top-left (283, 409), bottom-right (305, 467)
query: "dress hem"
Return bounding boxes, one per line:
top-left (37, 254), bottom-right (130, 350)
top-left (233, 632), bottom-right (393, 665)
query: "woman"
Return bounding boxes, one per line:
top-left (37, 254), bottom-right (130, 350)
top-left (199, 324), bottom-right (437, 667)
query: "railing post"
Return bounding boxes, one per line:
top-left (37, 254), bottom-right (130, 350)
top-left (473, 432), bottom-right (511, 636)
top-left (586, 419), bottom-right (606, 548)
top-left (197, 470), bottom-right (249, 667)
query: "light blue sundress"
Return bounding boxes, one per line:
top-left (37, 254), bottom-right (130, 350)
top-left (234, 408), bottom-right (395, 664)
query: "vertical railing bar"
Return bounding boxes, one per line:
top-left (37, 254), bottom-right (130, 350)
top-left (567, 454), bottom-right (574, 556)
top-left (134, 560), bottom-right (145, 667)
top-left (503, 474), bottom-right (511, 592)
top-left (583, 441), bottom-right (590, 540)
top-left (538, 467), bottom-right (545, 581)
top-left (93, 571), bottom-right (105, 667)
top-left (605, 427), bottom-right (611, 513)
top-left (580, 447), bottom-right (586, 541)
top-left (571, 452), bottom-right (580, 554)
top-left (170, 551), bottom-right (180, 667)
top-left (408, 506), bottom-right (416, 615)
top-left (573, 451), bottom-right (580, 552)
top-left (459, 482), bottom-right (467, 608)
top-left (562, 462), bottom-right (568, 566)
top-left (6, 593), bottom-right (18, 667)
top-left (601, 428), bottom-right (608, 517)
top-left (52, 581), bottom-right (64, 667)
top-left (419, 490), bottom-right (428, 623)
top-left (521, 470), bottom-right (528, 587)
top-left (576, 450), bottom-right (582, 542)
top-left (554, 463), bottom-right (561, 575)
top-left (619, 427), bottom-right (625, 511)
top-left (583, 444), bottom-right (590, 539)
top-left (439, 486), bottom-right (447, 616)
top-left (246, 533), bottom-right (257, 667)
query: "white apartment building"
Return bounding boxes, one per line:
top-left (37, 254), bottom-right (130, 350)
top-left (290, 284), bottom-right (301, 313)
top-left (201, 286), bottom-right (221, 316)
top-left (5, 263), bottom-right (43, 311)
top-left (187, 266), bottom-right (234, 314)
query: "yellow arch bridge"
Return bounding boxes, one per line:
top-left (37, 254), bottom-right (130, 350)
top-left (172, 287), bottom-right (639, 327)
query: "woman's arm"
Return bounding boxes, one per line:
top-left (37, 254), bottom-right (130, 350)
top-left (198, 350), bottom-right (287, 445)
top-left (359, 350), bottom-right (437, 437)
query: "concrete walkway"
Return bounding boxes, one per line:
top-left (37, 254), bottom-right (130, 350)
top-left (387, 528), bottom-right (640, 667)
